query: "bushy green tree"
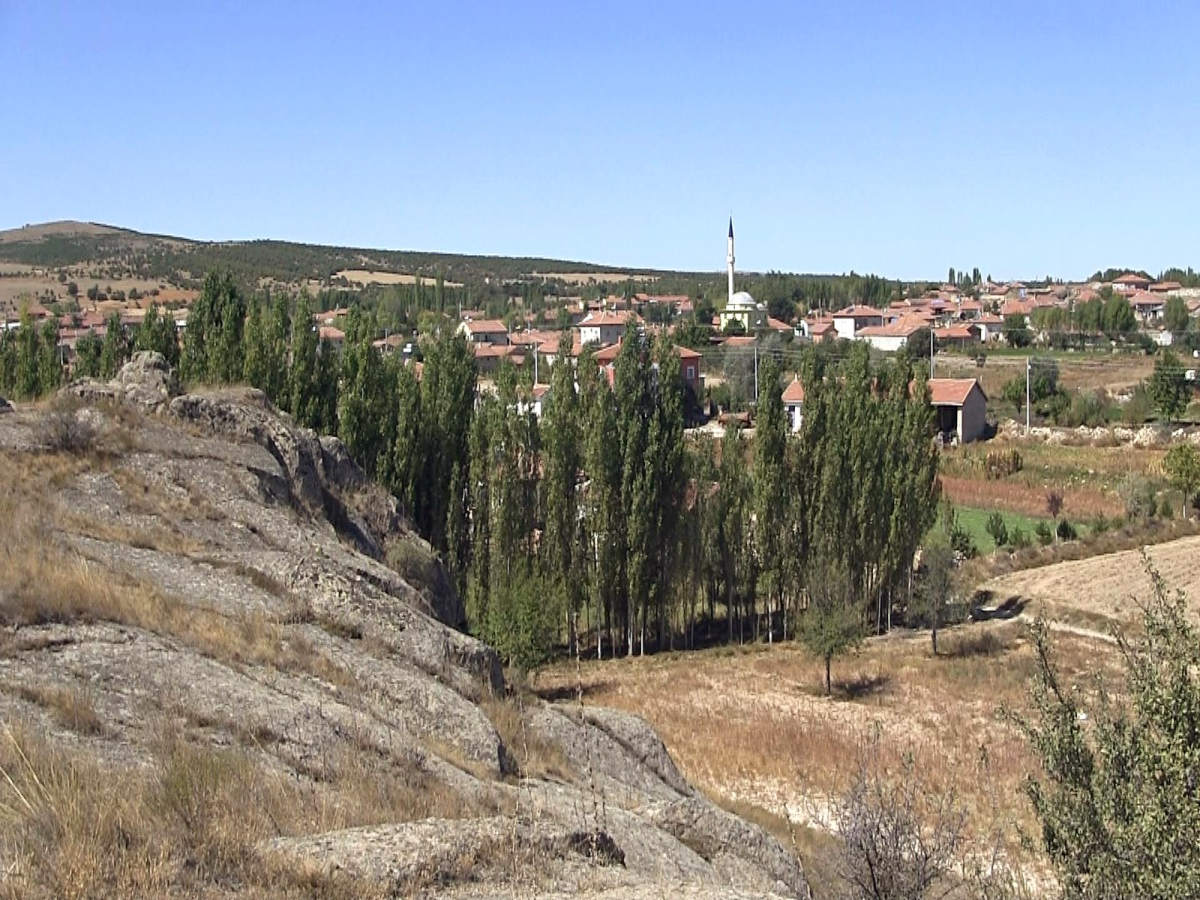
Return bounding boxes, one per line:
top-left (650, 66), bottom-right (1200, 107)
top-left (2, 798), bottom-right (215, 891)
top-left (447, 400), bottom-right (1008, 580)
top-left (1164, 295), bottom-right (1191, 335)
top-left (1003, 314), bottom-right (1031, 348)
top-left (1019, 560), bottom-right (1200, 898)
top-left (1163, 443), bottom-right (1200, 517)
top-left (1102, 294), bottom-right (1137, 335)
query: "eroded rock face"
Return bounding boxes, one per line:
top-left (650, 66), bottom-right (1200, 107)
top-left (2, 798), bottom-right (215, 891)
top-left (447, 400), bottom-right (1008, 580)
top-left (0, 377), bottom-right (810, 899)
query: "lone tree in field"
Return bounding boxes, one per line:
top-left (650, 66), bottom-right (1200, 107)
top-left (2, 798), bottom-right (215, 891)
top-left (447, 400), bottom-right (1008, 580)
top-left (911, 541), bottom-right (956, 655)
top-left (799, 559), bottom-right (865, 694)
top-left (1017, 557), bottom-right (1200, 898)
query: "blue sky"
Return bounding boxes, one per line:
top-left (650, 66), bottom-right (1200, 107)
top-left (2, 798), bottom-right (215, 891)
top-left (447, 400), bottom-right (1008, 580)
top-left (2, 1), bottom-right (1197, 281)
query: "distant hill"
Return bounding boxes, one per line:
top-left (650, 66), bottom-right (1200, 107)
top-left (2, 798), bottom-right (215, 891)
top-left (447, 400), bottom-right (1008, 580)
top-left (0, 220), bottom-right (672, 291)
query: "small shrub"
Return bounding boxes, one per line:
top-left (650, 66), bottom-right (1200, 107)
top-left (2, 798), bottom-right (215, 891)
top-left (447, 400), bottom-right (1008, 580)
top-left (1035, 521), bottom-right (1054, 546)
top-left (949, 522), bottom-right (978, 560)
top-left (1059, 389), bottom-right (1112, 427)
top-left (1009, 526), bottom-right (1031, 550)
top-left (1056, 519), bottom-right (1078, 541)
top-left (1090, 514), bottom-right (1112, 535)
top-left (984, 448), bottom-right (1023, 479)
top-left (1119, 474), bottom-right (1158, 521)
top-left (1159, 498), bottom-right (1175, 520)
top-left (1122, 381), bottom-right (1155, 425)
top-left (984, 511), bottom-right (1009, 550)
top-left (35, 398), bottom-right (99, 455)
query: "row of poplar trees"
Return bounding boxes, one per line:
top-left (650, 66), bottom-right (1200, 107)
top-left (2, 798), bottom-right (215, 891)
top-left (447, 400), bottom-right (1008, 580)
top-left (3, 271), bottom-right (942, 674)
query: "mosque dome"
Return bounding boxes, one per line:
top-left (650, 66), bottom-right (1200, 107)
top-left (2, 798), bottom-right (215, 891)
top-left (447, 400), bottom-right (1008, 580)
top-left (728, 290), bottom-right (757, 310)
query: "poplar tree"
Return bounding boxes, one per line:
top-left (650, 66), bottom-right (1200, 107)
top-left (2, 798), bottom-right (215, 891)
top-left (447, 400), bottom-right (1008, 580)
top-left (37, 320), bottom-right (62, 394)
top-left (15, 312), bottom-right (42, 399)
top-left (579, 345), bottom-right (623, 657)
top-left (336, 311), bottom-right (390, 476)
top-left (263, 293), bottom-right (292, 407)
top-left (288, 293), bottom-right (320, 429)
top-left (647, 335), bottom-right (686, 649)
top-left (615, 330), bottom-right (653, 654)
top-left (415, 331), bottom-right (475, 553)
top-left (74, 331), bottom-right (102, 379)
top-left (753, 355), bottom-right (787, 641)
top-left (718, 421), bottom-right (750, 642)
top-left (99, 312), bottom-right (129, 379)
top-left (242, 301), bottom-right (268, 388)
top-left (540, 333), bottom-right (582, 647)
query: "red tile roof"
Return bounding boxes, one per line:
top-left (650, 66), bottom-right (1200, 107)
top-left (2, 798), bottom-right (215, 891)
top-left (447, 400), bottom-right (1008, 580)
top-left (833, 305), bottom-right (884, 319)
top-left (462, 318), bottom-right (508, 334)
top-left (928, 378), bottom-right (982, 406)
top-left (782, 379), bottom-right (805, 404)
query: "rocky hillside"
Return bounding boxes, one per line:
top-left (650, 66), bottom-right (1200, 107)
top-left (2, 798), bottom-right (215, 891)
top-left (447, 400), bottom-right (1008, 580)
top-left (0, 354), bottom-right (809, 899)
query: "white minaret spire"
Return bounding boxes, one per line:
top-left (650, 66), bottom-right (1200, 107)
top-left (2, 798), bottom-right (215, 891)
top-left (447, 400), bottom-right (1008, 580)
top-left (727, 217), bottom-right (735, 306)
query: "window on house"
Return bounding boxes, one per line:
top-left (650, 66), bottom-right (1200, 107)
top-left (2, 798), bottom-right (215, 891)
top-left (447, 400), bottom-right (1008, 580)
top-left (686, 365), bottom-right (695, 379)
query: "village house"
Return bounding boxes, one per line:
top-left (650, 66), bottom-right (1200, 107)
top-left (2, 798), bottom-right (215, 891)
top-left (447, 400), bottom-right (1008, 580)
top-left (1130, 292), bottom-right (1166, 324)
top-left (832, 305), bottom-right (885, 340)
top-left (932, 324), bottom-right (981, 350)
top-left (928, 378), bottom-right (987, 444)
top-left (1112, 273), bottom-right (1152, 294)
top-left (856, 318), bottom-right (927, 353)
top-left (578, 311), bottom-right (629, 347)
top-left (457, 318), bottom-right (509, 345)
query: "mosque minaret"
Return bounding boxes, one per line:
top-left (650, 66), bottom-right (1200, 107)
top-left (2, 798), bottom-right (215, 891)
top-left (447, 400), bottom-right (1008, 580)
top-left (719, 217), bottom-right (762, 332)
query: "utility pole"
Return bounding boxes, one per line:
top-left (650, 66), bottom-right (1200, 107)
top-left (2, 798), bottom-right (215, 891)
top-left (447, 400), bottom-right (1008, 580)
top-left (930, 327), bottom-right (935, 380)
top-left (1025, 356), bottom-right (1031, 431)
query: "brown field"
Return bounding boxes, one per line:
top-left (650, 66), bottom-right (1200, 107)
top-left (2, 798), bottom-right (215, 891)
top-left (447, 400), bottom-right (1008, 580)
top-left (937, 352), bottom-right (1157, 398)
top-left (334, 269), bottom-right (463, 287)
top-left (979, 534), bottom-right (1200, 628)
top-left (940, 474), bottom-right (1124, 520)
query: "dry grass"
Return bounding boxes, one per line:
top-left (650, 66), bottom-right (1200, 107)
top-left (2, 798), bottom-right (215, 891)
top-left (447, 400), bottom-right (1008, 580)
top-left (0, 722), bottom-right (410, 899)
top-left (482, 695), bottom-right (573, 783)
top-left (4, 683), bottom-right (105, 736)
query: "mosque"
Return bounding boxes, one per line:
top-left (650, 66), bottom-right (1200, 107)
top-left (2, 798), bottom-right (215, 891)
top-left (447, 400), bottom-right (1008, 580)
top-left (717, 218), bottom-right (765, 332)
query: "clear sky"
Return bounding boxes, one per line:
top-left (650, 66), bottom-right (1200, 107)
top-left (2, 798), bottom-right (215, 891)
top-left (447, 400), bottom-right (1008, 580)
top-left (2, 1), bottom-right (1197, 281)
